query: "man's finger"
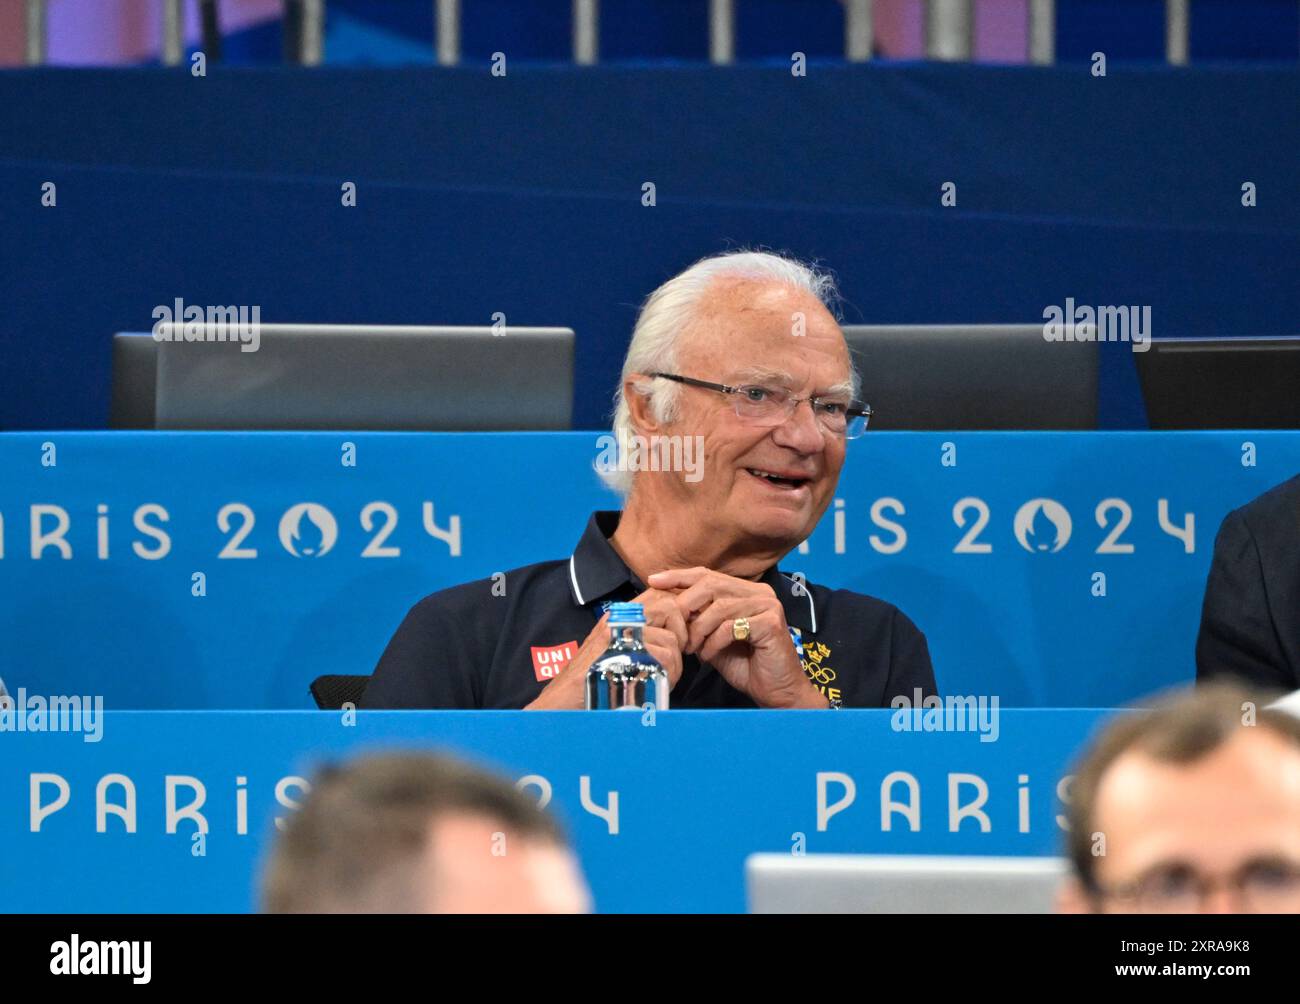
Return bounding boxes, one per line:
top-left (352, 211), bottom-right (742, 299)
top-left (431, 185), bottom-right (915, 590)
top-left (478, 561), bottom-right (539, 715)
top-left (671, 575), bottom-right (762, 623)
top-left (688, 596), bottom-right (771, 652)
top-left (634, 589), bottom-right (689, 651)
top-left (646, 567), bottom-right (710, 591)
top-left (697, 609), bottom-right (785, 667)
top-left (642, 626), bottom-right (684, 686)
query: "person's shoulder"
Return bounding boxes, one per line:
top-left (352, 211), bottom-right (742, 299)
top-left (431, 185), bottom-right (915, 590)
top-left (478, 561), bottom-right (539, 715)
top-left (404, 558), bottom-right (571, 622)
top-left (794, 578), bottom-right (936, 699)
top-left (1214, 474), bottom-right (1300, 556)
top-left (796, 576), bottom-right (926, 637)
top-left (1234, 474), bottom-right (1300, 528)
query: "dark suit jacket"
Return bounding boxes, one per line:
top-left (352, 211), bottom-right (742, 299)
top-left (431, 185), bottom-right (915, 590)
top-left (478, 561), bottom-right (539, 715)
top-left (1196, 474), bottom-right (1300, 693)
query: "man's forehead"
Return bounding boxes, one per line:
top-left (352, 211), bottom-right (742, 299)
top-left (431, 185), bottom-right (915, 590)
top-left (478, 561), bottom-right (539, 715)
top-left (725, 363), bottom-right (796, 383)
top-left (1098, 734), bottom-right (1300, 819)
top-left (680, 286), bottom-right (850, 379)
top-left (694, 280), bottom-right (837, 331)
top-left (721, 363), bottom-right (854, 392)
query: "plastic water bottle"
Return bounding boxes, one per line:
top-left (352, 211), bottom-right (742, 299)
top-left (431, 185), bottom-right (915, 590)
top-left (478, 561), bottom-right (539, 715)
top-left (585, 602), bottom-right (669, 710)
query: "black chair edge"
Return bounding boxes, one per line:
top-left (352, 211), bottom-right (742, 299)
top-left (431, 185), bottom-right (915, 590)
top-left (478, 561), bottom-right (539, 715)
top-left (310, 674), bottom-right (370, 710)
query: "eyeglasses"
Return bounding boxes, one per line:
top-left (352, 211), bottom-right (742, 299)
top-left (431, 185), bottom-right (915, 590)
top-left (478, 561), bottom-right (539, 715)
top-left (649, 372), bottom-right (872, 439)
top-left (1094, 858), bottom-right (1300, 913)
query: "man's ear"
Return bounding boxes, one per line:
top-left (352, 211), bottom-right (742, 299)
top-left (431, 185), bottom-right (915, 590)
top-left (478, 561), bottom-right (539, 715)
top-left (1055, 876), bottom-right (1097, 914)
top-left (624, 375), bottom-right (664, 437)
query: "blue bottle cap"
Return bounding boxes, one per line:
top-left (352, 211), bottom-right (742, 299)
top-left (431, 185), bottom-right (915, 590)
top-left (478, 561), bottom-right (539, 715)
top-left (607, 602), bottom-right (647, 625)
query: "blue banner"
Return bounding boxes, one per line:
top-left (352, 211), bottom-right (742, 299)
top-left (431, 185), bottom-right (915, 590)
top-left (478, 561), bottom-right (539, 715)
top-left (0, 709), bottom-right (1108, 913)
top-left (1, 431), bottom-right (1298, 707)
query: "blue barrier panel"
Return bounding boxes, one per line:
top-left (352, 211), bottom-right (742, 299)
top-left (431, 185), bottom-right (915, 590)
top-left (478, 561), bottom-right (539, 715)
top-left (1, 431), bottom-right (1298, 708)
top-left (0, 709), bottom-right (1109, 913)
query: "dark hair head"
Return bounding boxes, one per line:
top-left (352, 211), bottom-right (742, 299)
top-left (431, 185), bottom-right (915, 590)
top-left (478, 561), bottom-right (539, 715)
top-left (261, 751), bottom-right (565, 913)
top-left (1066, 682), bottom-right (1300, 892)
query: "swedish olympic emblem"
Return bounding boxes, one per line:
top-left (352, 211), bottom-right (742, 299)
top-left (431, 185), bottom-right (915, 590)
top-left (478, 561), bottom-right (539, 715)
top-left (791, 627), bottom-right (836, 686)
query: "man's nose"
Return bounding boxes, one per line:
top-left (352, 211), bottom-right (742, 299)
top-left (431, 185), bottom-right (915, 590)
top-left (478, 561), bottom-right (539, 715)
top-left (1200, 886), bottom-right (1238, 914)
top-left (771, 399), bottom-right (825, 453)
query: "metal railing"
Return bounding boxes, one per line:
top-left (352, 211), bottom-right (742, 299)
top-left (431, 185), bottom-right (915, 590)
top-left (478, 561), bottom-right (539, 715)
top-left (24, 0), bottom-right (46, 65)
top-left (14, 0), bottom-right (1283, 69)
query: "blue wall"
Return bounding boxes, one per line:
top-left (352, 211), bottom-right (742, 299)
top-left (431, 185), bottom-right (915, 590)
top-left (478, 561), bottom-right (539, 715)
top-left (1, 63), bottom-right (1296, 431)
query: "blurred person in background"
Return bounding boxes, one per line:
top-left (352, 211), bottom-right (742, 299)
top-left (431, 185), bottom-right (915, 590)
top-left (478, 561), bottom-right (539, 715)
top-left (1058, 683), bottom-right (1300, 914)
top-left (261, 752), bottom-right (591, 914)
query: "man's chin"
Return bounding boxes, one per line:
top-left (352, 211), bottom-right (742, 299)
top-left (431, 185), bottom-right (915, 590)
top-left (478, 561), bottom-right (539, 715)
top-left (739, 507), bottom-right (816, 547)
top-left (725, 480), bottom-right (830, 548)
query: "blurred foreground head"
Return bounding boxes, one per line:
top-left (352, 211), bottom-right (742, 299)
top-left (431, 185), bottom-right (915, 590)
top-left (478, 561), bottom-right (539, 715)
top-left (262, 752), bottom-right (591, 913)
top-left (1060, 683), bottom-right (1300, 914)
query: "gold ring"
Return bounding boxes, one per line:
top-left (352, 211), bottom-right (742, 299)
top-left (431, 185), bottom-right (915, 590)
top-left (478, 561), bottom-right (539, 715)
top-left (732, 617), bottom-right (751, 642)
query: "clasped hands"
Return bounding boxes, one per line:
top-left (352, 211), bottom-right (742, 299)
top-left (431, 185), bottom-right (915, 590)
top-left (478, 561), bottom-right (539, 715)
top-left (526, 567), bottom-right (828, 710)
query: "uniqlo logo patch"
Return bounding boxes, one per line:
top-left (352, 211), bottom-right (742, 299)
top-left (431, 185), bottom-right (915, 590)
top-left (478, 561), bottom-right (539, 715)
top-left (531, 641), bottom-right (579, 682)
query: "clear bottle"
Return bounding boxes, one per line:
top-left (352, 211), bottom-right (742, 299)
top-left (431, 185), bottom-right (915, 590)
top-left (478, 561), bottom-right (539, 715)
top-left (585, 602), bottom-right (669, 710)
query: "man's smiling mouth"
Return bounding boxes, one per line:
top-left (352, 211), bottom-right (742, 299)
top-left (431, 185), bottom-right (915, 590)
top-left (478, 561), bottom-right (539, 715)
top-left (744, 467), bottom-right (812, 490)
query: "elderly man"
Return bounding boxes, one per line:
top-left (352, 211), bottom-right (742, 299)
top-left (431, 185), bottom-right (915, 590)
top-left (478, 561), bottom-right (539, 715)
top-left (361, 250), bottom-right (936, 709)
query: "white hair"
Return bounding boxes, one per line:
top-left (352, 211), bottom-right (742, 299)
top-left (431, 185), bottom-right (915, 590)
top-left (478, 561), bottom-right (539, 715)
top-left (599, 249), bottom-right (846, 494)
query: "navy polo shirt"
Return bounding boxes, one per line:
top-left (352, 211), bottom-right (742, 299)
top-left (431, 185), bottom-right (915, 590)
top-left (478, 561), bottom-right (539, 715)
top-left (361, 511), bottom-right (937, 709)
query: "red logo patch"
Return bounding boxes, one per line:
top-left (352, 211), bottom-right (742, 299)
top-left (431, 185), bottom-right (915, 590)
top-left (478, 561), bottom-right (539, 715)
top-left (531, 641), bottom-right (579, 682)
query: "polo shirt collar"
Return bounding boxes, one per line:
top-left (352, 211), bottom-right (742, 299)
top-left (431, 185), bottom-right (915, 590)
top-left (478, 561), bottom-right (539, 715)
top-left (567, 511), bottom-right (632, 607)
top-left (567, 510), bottom-right (818, 634)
